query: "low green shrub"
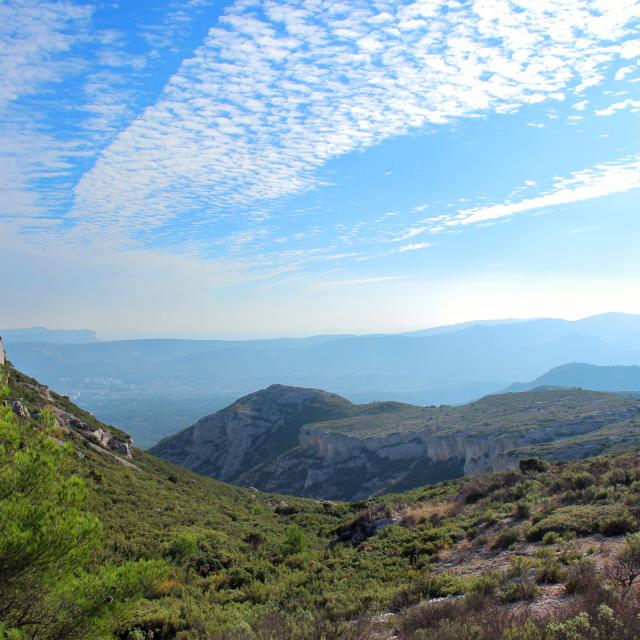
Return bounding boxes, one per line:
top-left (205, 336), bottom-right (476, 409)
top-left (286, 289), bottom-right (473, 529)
top-left (519, 458), bottom-right (548, 474)
top-left (514, 501), bottom-right (531, 520)
top-left (606, 468), bottom-right (634, 487)
top-left (492, 527), bottom-right (520, 549)
top-left (166, 532), bottom-right (198, 563)
top-left (528, 505), bottom-right (612, 539)
top-left (560, 471), bottom-right (596, 491)
top-left (542, 531), bottom-right (563, 545)
top-left (498, 579), bottom-right (540, 603)
top-left (468, 572), bottom-right (500, 597)
top-left (600, 512), bottom-right (637, 536)
top-left (536, 558), bottom-right (567, 584)
top-left (507, 556), bottom-right (534, 578)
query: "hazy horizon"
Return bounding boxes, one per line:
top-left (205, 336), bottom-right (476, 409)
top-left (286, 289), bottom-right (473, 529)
top-left (3, 310), bottom-right (640, 342)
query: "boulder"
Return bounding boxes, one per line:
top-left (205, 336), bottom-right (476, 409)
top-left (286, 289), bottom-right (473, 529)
top-left (90, 428), bottom-right (112, 448)
top-left (108, 437), bottom-right (135, 458)
top-left (37, 385), bottom-right (51, 401)
top-left (89, 429), bottom-right (134, 458)
top-left (11, 401), bottom-right (30, 419)
top-left (50, 407), bottom-right (86, 431)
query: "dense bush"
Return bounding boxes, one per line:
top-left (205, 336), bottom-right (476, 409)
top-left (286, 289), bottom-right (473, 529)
top-left (492, 527), bottom-right (520, 549)
top-left (519, 458), bottom-right (548, 474)
top-left (600, 512), bottom-right (637, 536)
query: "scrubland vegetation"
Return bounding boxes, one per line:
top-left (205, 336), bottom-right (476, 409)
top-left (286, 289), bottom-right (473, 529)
top-left (4, 363), bottom-right (640, 639)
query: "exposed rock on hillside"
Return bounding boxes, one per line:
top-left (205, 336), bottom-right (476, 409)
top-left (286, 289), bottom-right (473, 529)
top-left (151, 384), bottom-right (356, 479)
top-left (152, 385), bottom-right (640, 500)
top-left (11, 400), bottom-right (30, 419)
top-left (4, 363), bottom-right (136, 464)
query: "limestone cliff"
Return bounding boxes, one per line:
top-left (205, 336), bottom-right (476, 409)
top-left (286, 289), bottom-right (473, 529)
top-left (152, 385), bottom-right (640, 501)
top-left (150, 384), bottom-right (356, 480)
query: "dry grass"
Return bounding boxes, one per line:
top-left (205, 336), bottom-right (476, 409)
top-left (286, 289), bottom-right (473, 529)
top-left (400, 501), bottom-right (462, 528)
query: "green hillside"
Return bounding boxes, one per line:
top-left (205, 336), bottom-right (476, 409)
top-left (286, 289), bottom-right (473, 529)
top-left (5, 361), bottom-right (640, 639)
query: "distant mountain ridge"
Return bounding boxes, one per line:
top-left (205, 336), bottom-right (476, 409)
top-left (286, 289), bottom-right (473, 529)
top-left (6, 312), bottom-right (640, 447)
top-left (151, 383), bottom-right (640, 500)
top-left (1, 327), bottom-right (98, 343)
top-left (401, 317), bottom-right (527, 337)
top-left (508, 363), bottom-right (640, 393)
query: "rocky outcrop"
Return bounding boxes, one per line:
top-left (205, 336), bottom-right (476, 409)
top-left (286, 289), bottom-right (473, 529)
top-left (51, 407), bottom-right (86, 431)
top-left (152, 385), bottom-right (640, 501)
top-left (11, 400), bottom-right (30, 419)
top-left (107, 436), bottom-right (135, 458)
top-left (151, 384), bottom-right (355, 480)
top-left (50, 407), bottom-right (135, 458)
top-left (5, 363), bottom-right (138, 471)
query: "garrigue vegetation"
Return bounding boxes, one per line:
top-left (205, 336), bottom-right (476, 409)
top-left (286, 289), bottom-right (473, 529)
top-left (4, 362), bottom-right (640, 639)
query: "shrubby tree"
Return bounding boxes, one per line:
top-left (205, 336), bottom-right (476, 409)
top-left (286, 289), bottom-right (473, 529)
top-left (519, 458), bottom-right (548, 474)
top-left (607, 532), bottom-right (640, 596)
top-left (0, 372), bottom-right (166, 639)
top-left (281, 525), bottom-right (307, 557)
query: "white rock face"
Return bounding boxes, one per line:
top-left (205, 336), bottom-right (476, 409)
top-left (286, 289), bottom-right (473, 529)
top-left (152, 384), bottom-right (640, 501)
top-left (152, 384), bottom-right (351, 480)
top-left (298, 418), bottom-right (620, 481)
top-left (49, 406), bottom-right (135, 458)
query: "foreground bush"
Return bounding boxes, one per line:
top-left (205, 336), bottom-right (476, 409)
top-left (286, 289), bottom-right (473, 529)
top-left (0, 375), bottom-right (166, 639)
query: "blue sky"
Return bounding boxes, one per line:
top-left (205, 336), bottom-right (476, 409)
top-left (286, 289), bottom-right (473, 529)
top-left (1, 0), bottom-right (639, 338)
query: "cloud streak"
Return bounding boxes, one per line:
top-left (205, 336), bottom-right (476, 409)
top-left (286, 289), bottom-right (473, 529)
top-left (410, 154), bottom-right (640, 235)
top-left (398, 242), bottom-right (433, 253)
top-left (0, 0), bottom-right (226, 224)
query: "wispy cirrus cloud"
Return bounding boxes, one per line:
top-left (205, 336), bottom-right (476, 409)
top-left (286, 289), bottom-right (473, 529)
top-left (595, 98), bottom-right (640, 116)
top-left (3, 0), bottom-right (640, 292)
top-left (400, 154), bottom-right (640, 238)
top-left (398, 242), bottom-right (433, 253)
top-left (65, 0), bottom-right (640, 250)
top-left (3, 0), bottom-right (640, 335)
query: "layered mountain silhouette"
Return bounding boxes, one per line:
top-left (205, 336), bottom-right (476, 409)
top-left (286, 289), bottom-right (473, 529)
top-left (6, 313), bottom-right (640, 447)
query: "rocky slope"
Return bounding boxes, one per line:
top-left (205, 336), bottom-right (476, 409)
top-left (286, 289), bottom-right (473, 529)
top-left (5, 361), bottom-right (137, 466)
top-left (150, 384), bottom-right (359, 479)
top-left (152, 384), bottom-right (640, 500)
